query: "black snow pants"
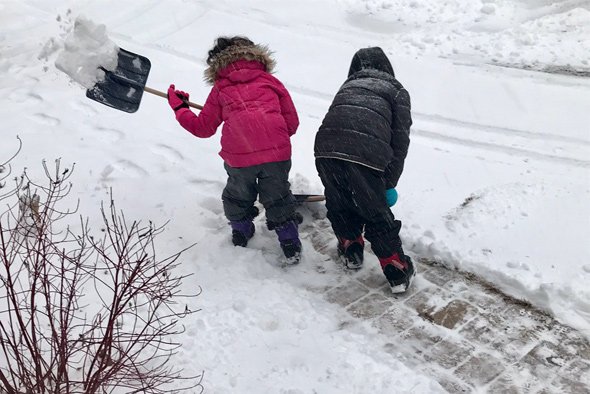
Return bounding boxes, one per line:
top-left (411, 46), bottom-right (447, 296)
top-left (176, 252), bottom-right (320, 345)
top-left (315, 158), bottom-right (403, 258)
top-left (222, 160), bottom-right (297, 226)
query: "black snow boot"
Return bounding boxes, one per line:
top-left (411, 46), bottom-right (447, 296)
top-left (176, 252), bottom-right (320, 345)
top-left (337, 236), bottom-right (365, 269)
top-left (379, 253), bottom-right (416, 293)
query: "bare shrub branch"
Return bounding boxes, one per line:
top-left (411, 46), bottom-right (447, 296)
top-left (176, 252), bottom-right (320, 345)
top-left (0, 149), bottom-right (202, 393)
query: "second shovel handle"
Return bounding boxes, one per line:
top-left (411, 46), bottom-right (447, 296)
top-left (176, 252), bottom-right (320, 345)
top-left (144, 86), bottom-right (203, 110)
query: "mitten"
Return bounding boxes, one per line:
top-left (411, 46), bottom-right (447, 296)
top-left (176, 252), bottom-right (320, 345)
top-left (385, 188), bottom-right (398, 207)
top-left (167, 84), bottom-right (189, 111)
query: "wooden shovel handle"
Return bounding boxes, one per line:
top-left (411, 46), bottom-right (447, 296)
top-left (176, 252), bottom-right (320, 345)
top-left (303, 195), bottom-right (326, 202)
top-left (144, 86), bottom-right (203, 110)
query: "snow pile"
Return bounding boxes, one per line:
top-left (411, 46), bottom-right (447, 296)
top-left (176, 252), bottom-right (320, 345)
top-left (340, 0), bottom-right (590, 70)
top-left (54, 16), bottom-right (119, 89)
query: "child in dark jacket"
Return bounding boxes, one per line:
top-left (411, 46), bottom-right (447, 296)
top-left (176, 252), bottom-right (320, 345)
top-left (314, 47), bottom-right (414, 292)
top-left (168, 36), bottom-right (302, 263)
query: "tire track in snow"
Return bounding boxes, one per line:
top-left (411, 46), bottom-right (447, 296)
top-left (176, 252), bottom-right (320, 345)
top-left (109, 33), bottom-right (207, 64)
top-left (106, 30), bottom-right (590, 168)
top-left (104, 7), bottom-right (590, 169)
top-left (95, 1), bottom-right (162, 30)
top-left (168, 0), bottom-right (590, 89)
top-left (135, 9), bottom-right (211, 42)
top-left (414, 112), bottom-right (590, 147)
top-left (287, 84), bottom-right (589, 150)
top-left (287, 85), bottom-right (590, 168)
top-left (412, 128), bottom-right (590, 168)
top-left (190, 1), bottom-right (392, 44)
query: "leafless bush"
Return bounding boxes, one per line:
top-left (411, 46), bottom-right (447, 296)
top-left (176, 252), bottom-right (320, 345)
top-left (0, 143), bottom-right (202, 393)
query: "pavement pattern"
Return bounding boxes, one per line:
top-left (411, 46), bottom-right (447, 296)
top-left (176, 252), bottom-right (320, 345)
top-left (304, 218), bottom-right (590, 393)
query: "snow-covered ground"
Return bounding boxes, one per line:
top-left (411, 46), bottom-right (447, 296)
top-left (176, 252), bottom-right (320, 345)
top-left (1, 0), bottom-right (589, 392)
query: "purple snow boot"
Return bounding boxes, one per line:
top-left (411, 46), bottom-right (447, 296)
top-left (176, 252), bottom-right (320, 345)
top-left (230, 220), bottom-right (255, 247)
top-left (275, 220), bottom-right (302, 264)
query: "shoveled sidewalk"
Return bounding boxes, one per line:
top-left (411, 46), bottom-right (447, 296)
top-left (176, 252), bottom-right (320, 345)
top-left (304, 218), bottom-right (590, 393)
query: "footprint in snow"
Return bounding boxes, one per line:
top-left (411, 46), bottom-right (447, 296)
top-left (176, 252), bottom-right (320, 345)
top-left (31, 113), bottom-right (60, 126)
top-left (8, 89), bottom-right (43, 104)
top-left (8, 64), bottom-right (26, 75)
top-left (70, 100), bottom-right (99, 115)
top-left (151, 143), bottom-right (185, 163)
top-left (199, 196), bottom-right (223, 216)
top-left (100, 164), bottom-right (115, 180)
top-left (94, 126), bottom-right (125, 143)
top-left (99, 160), bottom-right (148, 180)
top-left (113, 159), bottom-right (149, 177)
top-left (187, 178), bottom-right (224, 195)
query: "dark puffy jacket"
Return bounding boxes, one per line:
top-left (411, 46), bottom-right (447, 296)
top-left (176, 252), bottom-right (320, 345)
top-left (314, 47), bottom-right (411, 188)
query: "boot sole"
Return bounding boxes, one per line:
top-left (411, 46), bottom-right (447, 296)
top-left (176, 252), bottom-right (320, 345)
top-left (389, 265), bottom-right (417, 294)
top-left (342, 257), bottom-right (363, 270)
top-left (284, 255), bottom-right (301, 265)
top-left (281, 251), bottom-right (301, 266)
top-left (232, 230), bottom-right (254, 247)
top-left (338, 249), bottom-right (364, 270)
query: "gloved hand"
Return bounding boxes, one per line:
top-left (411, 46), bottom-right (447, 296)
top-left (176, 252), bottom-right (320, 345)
top-left (385, 188), bottom-right (398, 207)
top-left (167, 84), bottom-right (189, 111)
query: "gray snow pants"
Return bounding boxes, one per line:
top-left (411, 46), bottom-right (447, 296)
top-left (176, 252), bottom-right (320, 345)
top-left (222, 160), bottom-right (297, 226)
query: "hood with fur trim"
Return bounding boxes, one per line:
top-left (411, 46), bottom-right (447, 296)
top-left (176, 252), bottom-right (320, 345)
top-left (204, 43), bottom-right (276, 84)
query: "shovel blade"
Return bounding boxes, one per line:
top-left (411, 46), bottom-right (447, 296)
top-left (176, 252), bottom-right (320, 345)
top-left (86, 48), bottom-right (151, 113)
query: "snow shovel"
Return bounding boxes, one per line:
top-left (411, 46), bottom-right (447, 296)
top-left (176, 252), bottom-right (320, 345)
top-left (294, 194), bottom-right (325, 203)
top-left (86, 48), bottom-right (202, 113)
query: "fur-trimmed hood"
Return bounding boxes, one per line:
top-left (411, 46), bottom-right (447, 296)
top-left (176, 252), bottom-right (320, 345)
top-left (204, 43), bottom-right (276, 84)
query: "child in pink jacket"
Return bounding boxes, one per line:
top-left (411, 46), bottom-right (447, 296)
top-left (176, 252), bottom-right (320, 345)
top-left (167, 36), bottom-right (302, 263)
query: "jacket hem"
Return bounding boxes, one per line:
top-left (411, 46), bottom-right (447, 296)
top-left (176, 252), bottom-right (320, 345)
top-left (222, 147), bottom-right (292, 168)
top-left (314, 154), bottom-right (384, 172)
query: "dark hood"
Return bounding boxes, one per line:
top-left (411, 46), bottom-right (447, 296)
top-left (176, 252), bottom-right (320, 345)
top-left (348, 47), bottom-right (395, 77)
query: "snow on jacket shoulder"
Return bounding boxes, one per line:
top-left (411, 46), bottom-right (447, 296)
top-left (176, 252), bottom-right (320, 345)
top-left (175, 55), bottom-right (299, 168)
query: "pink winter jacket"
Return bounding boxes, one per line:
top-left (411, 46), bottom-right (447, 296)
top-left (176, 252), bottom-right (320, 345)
top-left (174, 60), bottom-right (299, 168)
